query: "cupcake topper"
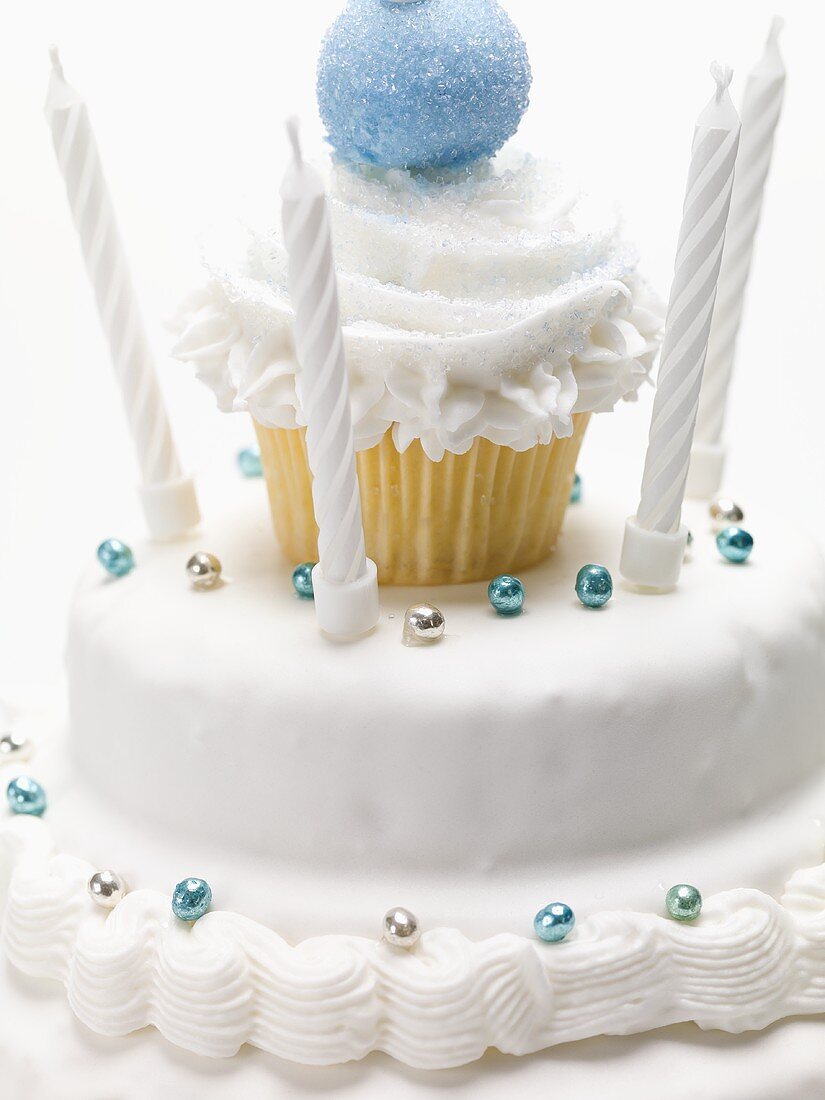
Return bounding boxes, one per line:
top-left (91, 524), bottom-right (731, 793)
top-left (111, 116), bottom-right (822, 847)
top-left (316, 0), bottom-right (531, 170)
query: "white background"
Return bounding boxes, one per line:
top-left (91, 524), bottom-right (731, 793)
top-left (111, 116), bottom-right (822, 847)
top-left (1, 0), bottom-right (823, 694)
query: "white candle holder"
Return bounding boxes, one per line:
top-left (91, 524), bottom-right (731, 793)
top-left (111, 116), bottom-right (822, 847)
top-left (312, 560), bottom-right (380, 638)
top-left (139, 478), bottom-right (201, 542)
top-left (685, 441), bottom-right (726, 502)
top-left (620, 518), bottom-right (690, 593)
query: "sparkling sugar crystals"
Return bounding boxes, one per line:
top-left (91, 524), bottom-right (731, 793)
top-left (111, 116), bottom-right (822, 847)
top-left (292, 563), bottom-right (316, 600)
top-left (172, 877), bottom-right (212, 922)
top-left (402, 603), bottom-right (446, 645)
top-left (533, 902), bottom-right (575, 943)
top-left (88, 870), bottom-right (128, 910)
top-left (317, 0), bottom-right (531, 169)
top-left (716, 526), bottom-right (754, 564)
top-left (488, 574), bottom-right (525, 616)
top-left (6, 776), bottom-right (47, 817)
top-left (666, 884), bottom-right (703, 922)
top-left (383, 906), bottom-right (421, 948)
top-left (575, 564), bottom-right (613, 608)
top-left (97, 538), bottom-right (135, 578)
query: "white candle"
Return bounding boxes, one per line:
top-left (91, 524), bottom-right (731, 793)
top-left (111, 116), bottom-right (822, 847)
top-left (280, 119), bottom-right (379, 636)
top-left (621, 65), bottom-right (741, 591)
top-left (688, 20), bottom-right (786, 499)
top-left (44, 48), bottom-right (199, 540)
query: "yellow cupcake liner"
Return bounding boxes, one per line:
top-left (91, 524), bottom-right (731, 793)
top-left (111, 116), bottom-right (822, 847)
top-left (254, 415), bottom-right (590, 585)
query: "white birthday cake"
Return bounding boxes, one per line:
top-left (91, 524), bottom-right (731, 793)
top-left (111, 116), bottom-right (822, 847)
top-left (4, 4), bottom-right (820, 1099)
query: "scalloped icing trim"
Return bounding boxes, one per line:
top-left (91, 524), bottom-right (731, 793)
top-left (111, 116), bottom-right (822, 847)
top-left (3, 815), bottom-right (825, 1070)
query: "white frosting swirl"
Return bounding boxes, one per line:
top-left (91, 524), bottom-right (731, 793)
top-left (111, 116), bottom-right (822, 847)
top-left (5, 815), bottom-right (825, 1070)
top-left (174, 156), bottom-right (662, 459)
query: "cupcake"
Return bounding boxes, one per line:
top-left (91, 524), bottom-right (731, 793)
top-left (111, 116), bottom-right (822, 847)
top-left (174, 1), bottom-right (661, 585)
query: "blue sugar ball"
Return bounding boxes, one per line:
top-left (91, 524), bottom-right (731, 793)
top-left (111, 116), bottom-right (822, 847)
top-left (570, 472), bottom-right (582, 504)
top-left (317, 0), bottom-right (531, 169)
top-left (716, 526), bottom-right (753, 564)
top-left (97, 538), bottom-right (134, 578)
top-left (575, 564), bottom-right (613, 608)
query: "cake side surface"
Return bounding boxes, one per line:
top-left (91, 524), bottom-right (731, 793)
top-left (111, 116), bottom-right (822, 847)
top-left (61, 482), bottom-right (825, 943)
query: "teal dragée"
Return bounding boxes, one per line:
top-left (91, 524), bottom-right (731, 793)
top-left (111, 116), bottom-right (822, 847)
top-left (317, 0), bottom-right (531, 169)
top-left (570, 472), bottom-right (582, 503)
top-left (488, 574), bottom-right (524, 616)
top-left (237, 445), bottom-right (263, 478)
top-left (575, 564), bottom-right (613, 608)
top-left (665, 883), bottom-right (702, 921)
top-left (97, 538), bottom-right (134, 578)
top-left (172, 877), bottom-right (212, 922)
top-left (716, 526), bottom-right (753, 563)
top-left (7, 775), bottom-right (47, 817)
top-left (534, 902), bottom-right (575, 943)
top-left (292, 562), bottom-right (317, 599)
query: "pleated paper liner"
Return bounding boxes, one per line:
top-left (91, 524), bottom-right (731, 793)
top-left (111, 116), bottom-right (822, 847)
top-left (254, 414), bottom-right (590, 585)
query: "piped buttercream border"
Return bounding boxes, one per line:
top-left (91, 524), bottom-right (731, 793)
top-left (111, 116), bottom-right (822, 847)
top-left (3, 815), bottom-right (825, 1069)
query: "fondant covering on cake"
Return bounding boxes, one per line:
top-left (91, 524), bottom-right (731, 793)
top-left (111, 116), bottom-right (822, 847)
top-left (61, 483), bottom-right (825, 944)
top-left (173, 156), bottom-right (662, 459)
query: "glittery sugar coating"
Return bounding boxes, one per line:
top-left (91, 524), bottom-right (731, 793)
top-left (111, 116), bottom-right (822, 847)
top-left (317, 0), bottom-right (531, 169)
top-left (178, 157), bottom-right (664, 462)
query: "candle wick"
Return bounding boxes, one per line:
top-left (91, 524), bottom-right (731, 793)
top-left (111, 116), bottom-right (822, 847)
top-left (767, 16), bottom-right (785, 46)
top-left (49, 44), bottom-right (65, 80)
top-left (710, 61), bottom-right (734, 101)
top-left (285, 116), bottom-right (303, 167)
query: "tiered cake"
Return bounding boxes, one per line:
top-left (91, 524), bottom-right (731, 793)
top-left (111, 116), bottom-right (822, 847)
top-left (4, 3), bottom-right (823, 1098)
